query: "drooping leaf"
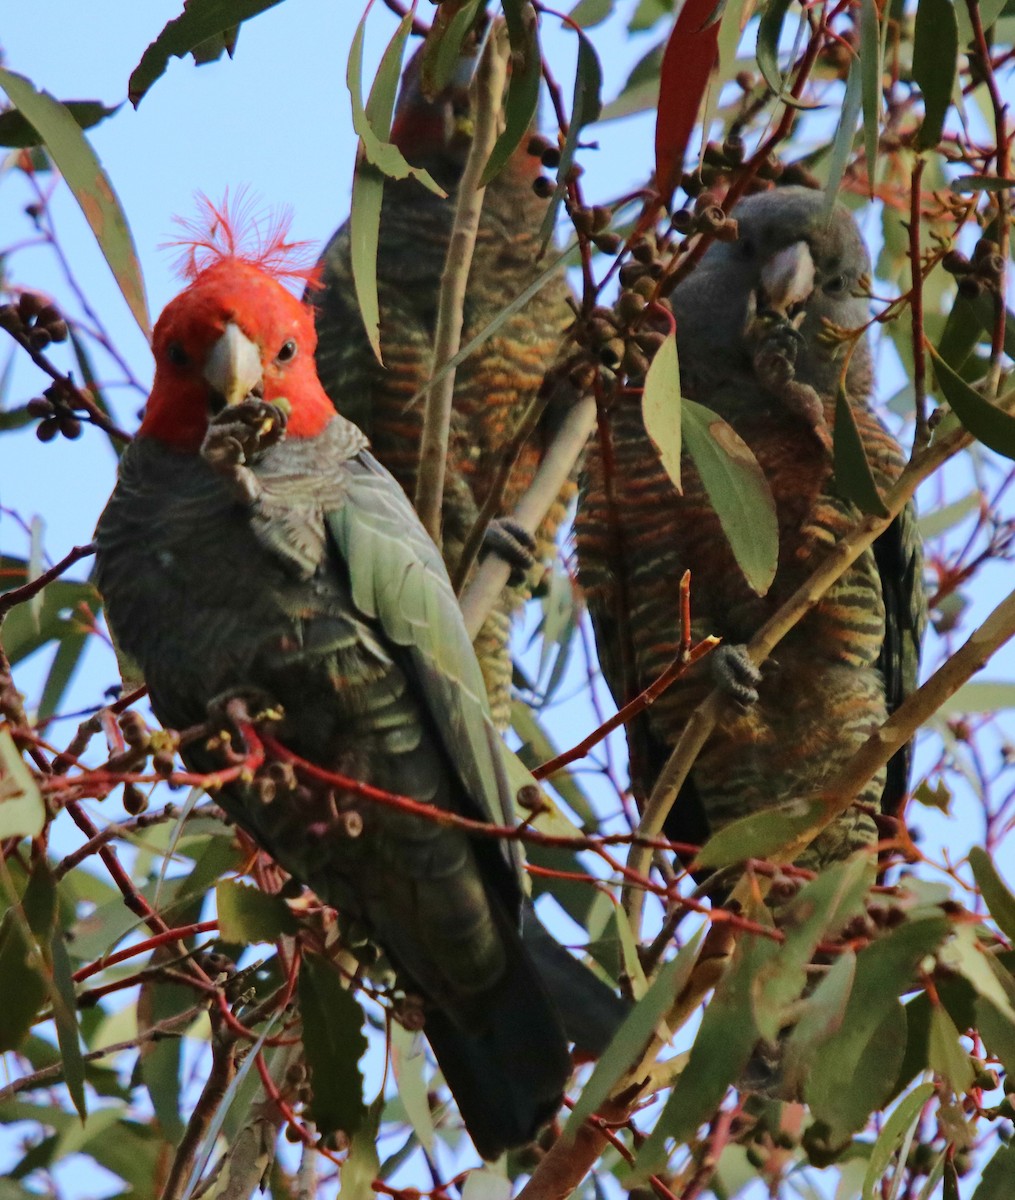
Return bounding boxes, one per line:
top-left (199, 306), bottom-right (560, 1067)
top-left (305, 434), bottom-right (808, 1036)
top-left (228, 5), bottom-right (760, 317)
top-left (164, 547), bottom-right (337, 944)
top-left (969, 847), bottom-right (1015, 943)
top-left (349, 163), bottom-right (385, 365)
top-left (682, 398), bottom-right (778, 596)
top-left (0, 859), bottom-right (57, 1052)
top-left (0, 100), bottom-right (120, 148)
top-left (927, 1003), bottom-right (975, 1093)
top-left (824, 54), bottom-right (863, 210)
top-left (641, 330), bottom-right (683, 490)
top-left (912, 0), bottom-right (958, 150)
top-left (653, 0), bottom-right (724, 202)
top-left (834, 385), bottom-right (890, 516)
top-left (859, 0), bottom-right (883, 191)
top-left (298, 952), bottom-right (368, 1137)
top-left (862, 1082), bottom-right (935, 1200)
top-left (347, 8), bottom-right (443, 192)
top-left (539, 24), bottom-right (602, 246)
top-left (756, 0), bottom-right (794, 97)
top-left (566, 930), bottom-right (702, 1136)
top-left (421, 0), bottom-right (485, 97)
top-left (390, 1023), bottom-right (436, 1156)
top-left (929, 346), bottom-right (1015, 458)
top-left (974, 996), bottom-right (1015, 1076)
top-left (339, 1095), bottom-right (382, 1200)
top-left (128, 0), bottom-right (283, 105)
top-left (481, 16), bottom-right (541, 186)
top-left (49, 925), bottom-right (87, 1120)
top-left (0, 69), bottom-right (149, 337)
top-left (917, 492), bottom-right (979, 539)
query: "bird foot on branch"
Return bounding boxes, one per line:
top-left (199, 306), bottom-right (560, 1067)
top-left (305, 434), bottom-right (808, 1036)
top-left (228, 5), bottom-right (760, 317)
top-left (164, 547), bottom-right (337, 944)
top-left (745, 310), bottom-right (830, 450)
top-left (712, 644), bottom-right (762, 708)
top-left (481, 517), bottom-right (537, 585)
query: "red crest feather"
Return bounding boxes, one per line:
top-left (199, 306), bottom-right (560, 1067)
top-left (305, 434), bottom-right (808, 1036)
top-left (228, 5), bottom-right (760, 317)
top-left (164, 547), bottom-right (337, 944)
top-left (166, 190), bottom-right (322, 293)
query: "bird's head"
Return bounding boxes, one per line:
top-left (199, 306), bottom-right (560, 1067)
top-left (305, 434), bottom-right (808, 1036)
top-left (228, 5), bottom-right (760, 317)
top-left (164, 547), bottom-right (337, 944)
top-left (140, 196), bottom-right (335, 451)
top-left (673, 186), bottom-right (873, 397)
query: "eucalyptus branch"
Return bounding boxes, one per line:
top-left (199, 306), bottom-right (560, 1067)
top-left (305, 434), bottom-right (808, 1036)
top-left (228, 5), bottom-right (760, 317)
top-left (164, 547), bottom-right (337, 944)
top-left (414, 25), bottom-right (510, 540)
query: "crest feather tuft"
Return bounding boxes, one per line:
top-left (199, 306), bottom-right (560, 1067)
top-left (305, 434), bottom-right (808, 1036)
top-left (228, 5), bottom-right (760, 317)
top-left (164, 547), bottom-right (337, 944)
top-left (166, 189), bottom-right (321, 293)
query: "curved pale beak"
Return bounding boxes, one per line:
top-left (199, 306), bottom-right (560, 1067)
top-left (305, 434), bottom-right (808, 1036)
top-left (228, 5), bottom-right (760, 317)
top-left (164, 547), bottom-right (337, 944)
top-left (760, 240), bottom-right (816, 317)
top-left (203, 322), bottom-right (263, 409)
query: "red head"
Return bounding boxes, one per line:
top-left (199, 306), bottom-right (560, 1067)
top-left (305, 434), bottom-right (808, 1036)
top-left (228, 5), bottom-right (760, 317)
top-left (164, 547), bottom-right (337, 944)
top-left (140, 195), bottom-right (335, 451)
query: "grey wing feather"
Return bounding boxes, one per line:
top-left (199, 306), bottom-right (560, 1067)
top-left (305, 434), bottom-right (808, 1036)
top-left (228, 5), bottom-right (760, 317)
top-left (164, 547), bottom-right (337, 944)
top-left (326, 451), bottom-right (519, 853)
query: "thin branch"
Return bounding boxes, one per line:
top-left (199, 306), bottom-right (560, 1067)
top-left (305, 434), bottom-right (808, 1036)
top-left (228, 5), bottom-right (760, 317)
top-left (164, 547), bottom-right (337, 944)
top-left (0, 542), bottom-right (95, 620)
top-left (414, 25), bottom-right (510, 540)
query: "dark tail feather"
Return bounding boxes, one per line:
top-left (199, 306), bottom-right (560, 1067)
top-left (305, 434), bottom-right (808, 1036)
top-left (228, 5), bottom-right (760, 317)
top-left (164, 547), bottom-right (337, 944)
top-left (520, 904), bottom-right (630, 1058)
top-left (423, 915), bottom-right (572, 1160)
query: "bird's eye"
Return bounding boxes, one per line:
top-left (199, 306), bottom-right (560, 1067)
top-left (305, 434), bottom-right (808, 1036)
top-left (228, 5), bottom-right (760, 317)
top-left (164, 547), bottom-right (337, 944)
top-left (275, 339), bottom-right (298, 364)
top-left (167, 342), bottom-right (189, 367)
top-left (825, 274), bottom-right (848, 295)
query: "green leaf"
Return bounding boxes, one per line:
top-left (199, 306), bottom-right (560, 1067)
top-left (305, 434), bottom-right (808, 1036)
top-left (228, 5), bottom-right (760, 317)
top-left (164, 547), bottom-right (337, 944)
top-left (682, 398), bottom-right (778, 596)
top-left (348, 164), bottom-right (385, 366)
top-left (973, 1143), bottom-right (1015, 1200)
top-left (0, 858), bottom-right (57, 1052)
top-left (50, 927), bottom-right (86, 1120)
top-left (834, 385), bottom-right (890, 516)
top-left (784, 950), bottom-right (856, 1095)
top-left (0, 100), bottom-right (120, 148)
top-left (929, 346), bottom-right (1015, 458)
top-left (215, 880), bottom-right (297, 944)
top-left (752, 856), bottom-right (873, 1041)
top-left (974, 996), bottom-right (1015, 1076)
top-left (969, 847), bottom-right (1015, 942)
top-left (347, 9), bottom-right (442, 192)
top-left (695, 796), bottom-right (827, 870)
top-left (566, 930), bottom-right (702, 1136)
top-left (805, 916), bottom-right (951, 1141)
top-left (859, 0), bottom-right (882, 191)
top-left (928, 1003), bottom-right (975, 1092)
top-left (129, 0), bottom-right (283, 105)
top-left (570, 0), bottom-right (616, 27)
top-left (932, 681), bottom-right (1015, 717)
top-left (480, 18), bottom-right (541, 186)
top-left (0, 69), bottom-right (148, 338)
top-left (390, 1023), bottom-right (435, 1156)
top-left (511, 701), bottom-right (597, 829)
top-left (755, 0), bottom-right (793, 97)
top-left (862, 1082), bottom-right (935, 1200)
top-left (338, 1095), bottom-right (382, 1200)
top-left (824, 54), bottom-right (863, 209)
top-left (298, 952), bottom-right (368, 1137)
top-left (641, 331), bottom-right (683, 490)
top-left (952, 175), bottom-right (1015, 193)
top-left (539, 25), bottom-right (602, 247)
top-left (912, 0), bottom-right (958, 150)
top-left (423, 0), bottom-right (485, 96)
top-left (38, 628), bottom-right (91, 724)
top-left (632, 933), bottom-right (778, 1179)
top-left (0, 729), bottom-right (46, 840)
top-left (917, 492), bottom-right (978, 539)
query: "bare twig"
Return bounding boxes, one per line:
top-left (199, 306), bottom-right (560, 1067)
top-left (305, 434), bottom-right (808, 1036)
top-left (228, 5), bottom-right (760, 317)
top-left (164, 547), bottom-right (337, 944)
top-left (414, 25), bottom-right (510, 540)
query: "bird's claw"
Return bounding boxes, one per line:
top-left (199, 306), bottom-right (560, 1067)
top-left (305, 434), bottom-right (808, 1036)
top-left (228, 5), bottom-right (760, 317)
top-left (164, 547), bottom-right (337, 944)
top-left (482, 518), bottom-right (537, 585)
top-left (201, 400), bottom-right (288, 502)
top-left (206, 687), bottom-right (283, 761)
top-left (712, 644), bottom-right (762, 708)
top-left (746, 311), bottom-right (829, 447)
